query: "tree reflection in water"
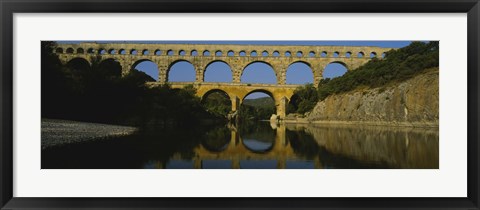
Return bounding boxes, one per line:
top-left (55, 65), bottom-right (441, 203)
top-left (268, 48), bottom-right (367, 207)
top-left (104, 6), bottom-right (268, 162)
top-left (201, 126), bottom-right (231, 152)
top-left (42, 122), bottom-right (439, 169)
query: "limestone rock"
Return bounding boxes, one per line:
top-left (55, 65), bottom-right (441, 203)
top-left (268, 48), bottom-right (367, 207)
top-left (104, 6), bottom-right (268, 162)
top-left (307, 68), bottom-right (439, 126)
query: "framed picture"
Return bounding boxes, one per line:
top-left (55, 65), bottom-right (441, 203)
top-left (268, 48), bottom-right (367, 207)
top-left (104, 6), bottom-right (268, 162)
top-left (1, 0), bottom-right (479, 209)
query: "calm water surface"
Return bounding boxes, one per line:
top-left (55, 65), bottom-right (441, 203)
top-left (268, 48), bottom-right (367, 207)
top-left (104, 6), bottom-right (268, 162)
top-left (42, 122), bottom-right (439, 169)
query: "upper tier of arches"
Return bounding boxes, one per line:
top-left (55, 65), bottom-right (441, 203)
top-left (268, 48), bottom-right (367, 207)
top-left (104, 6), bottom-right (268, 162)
top-left (54, 44), bottom-right (393, 59)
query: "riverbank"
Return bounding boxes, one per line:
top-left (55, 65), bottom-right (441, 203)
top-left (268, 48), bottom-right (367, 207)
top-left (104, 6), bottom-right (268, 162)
top-left (42, 119), bottom-right (138, 149)
top-left (283, 118), bottom-right (438, 128)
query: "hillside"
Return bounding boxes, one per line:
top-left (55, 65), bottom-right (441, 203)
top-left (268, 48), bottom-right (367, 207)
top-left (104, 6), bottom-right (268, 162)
top-left (303, 67), bottom-right (439, 127)
top-left (243, 97), bottom-right (274, 108)
top-left (317, 41), bottom-right (439, 101)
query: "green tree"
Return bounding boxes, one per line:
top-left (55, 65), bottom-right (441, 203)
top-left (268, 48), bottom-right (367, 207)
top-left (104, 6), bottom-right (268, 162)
top-left (41, 41), bottom-right (222, 128)
top-left (202, 92), bottom-right (231, 118)
top-left (288, 84), bottom-right (319, 114)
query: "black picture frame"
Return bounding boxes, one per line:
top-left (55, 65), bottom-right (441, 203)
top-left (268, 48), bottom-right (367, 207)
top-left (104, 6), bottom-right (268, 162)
top-left (1, 0), bottom-right (479, 209)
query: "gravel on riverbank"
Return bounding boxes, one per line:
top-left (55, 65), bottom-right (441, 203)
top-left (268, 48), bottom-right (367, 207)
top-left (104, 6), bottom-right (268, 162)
top-left (42, 119), bottom-right (138, 149)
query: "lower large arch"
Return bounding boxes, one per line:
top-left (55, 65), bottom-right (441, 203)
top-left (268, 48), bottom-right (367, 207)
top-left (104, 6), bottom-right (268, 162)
top-left (167, 60), bottom-right (196, 82)
top-left (201, 88), bottom-right (231, 102)
top-left (242, 89), bottom-right (275, 102)
top-left (201, 89), bottom-right (232, 118)
top-left (239, 90), bottom-right (276, 121)
top-left (241, 61), bottom-right (277, 84)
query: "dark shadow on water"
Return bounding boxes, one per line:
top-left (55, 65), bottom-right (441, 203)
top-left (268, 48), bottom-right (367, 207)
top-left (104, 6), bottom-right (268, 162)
top-left (201, 126), bottom-right (231, 152)
top-left (42, 121), bottom-right (439, 169)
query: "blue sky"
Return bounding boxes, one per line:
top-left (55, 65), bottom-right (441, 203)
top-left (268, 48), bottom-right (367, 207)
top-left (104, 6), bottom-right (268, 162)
top-left (58, 41), bottom-right (413, 98)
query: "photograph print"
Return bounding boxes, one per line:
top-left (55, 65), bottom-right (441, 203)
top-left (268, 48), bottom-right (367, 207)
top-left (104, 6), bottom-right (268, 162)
top-left (41, 41), bottom-right (439, 169)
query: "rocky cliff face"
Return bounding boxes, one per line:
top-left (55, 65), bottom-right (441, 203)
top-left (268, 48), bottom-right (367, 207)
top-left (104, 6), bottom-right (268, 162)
top-left (305, 68), bottom-right (439, 126)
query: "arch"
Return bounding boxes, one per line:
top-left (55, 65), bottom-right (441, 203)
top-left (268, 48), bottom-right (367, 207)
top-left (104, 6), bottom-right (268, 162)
top-left (215, 50), bottom-right (222, 56)
top-left (227, 50), bottom-right (234, 56)
top-left (346, 51), bottom-right (352, 58)
top-left (308, 51), bottom-right (315, 57)
top-left (272, 51), bottom-right (280, 57)
top-left (204, 60), bottom-right (233, 83)
top-left (240, 90), bottom-right (277, 122)
top-left (357, 52), bottom-right (365, 58)
top-left (370, 52), bottom-right (377, 58)
top-left (262, 51), bottom-right (269, 57)
top-left (99, 49), bottom-right (107, 55)
top-left (98, 58), bottom-right (122, 78)
top-left (242, 89), bottom-right (276, 103)
top-left (203, 50), bottom-right (211, 56)
top-left (333, 51), bottom-right (339, 58)
top-left (321, 51), bottom-right (327, 57)
top-left (55, 47), bottom-right (63, 54)
top-left (191, 50), bottom-right (198, 56)
top-left (154, 49), bottom-right (162, 55)
top-left (130, 49), bottom-right (138, 55)
top-left (200, 89), bottom-right (232, 120)
top-left (240, 61), bottom-right (277, 84)
top-left (87, 48), bottom-right (95, 54)
top-left (239, 51), bottom-right (246, 56)
top-left (167, 49), bottom-right (174, 56)
top-left (131, 59), bottom-right (159, 81)
top-left (286, 61), bottom-right (314, 84)
top-left (381, 52), bottom-right (386, 58)
top-left (76, 48), bottom-right (84, 54)
top-left (108, 49), bottom-right (116, 55)
top-left (65, 48), bottom-right (74, 54)
top-left (66, 57), bottom-right (90, 71)
top-left (323, 61), bottom-right (348, 79)
top-left (250, 51), bottom-right (258, 57)
top-left (142, 49), bottom-right (150, 55)
top-left (179, 50), bottom-right (186, 56)
top-left (119, 49), bottom-right (126, 55)
top-left (285, 51), bottom-right (292, 57)
top-left (167, 60), bottom-right (196, 82)
top-left (296, 51), bottom-right (303, 57)
top-left (200, 88), bottom-right (231, 102)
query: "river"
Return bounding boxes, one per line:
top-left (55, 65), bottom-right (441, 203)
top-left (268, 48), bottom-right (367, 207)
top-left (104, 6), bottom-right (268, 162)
top-left (41, 121), bottom-right (439, 169)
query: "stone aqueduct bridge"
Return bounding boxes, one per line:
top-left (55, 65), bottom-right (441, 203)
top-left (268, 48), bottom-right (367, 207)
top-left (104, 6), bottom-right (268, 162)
top-left (55, 43), bottom-right (395, 118)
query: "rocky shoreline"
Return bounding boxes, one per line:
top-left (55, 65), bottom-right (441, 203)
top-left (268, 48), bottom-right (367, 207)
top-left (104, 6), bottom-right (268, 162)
top-left (41, 119), bottom-right (138, 149)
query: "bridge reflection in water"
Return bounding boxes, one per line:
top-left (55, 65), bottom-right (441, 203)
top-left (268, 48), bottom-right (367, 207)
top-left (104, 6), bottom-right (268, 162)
top-left (146, 122), bottom-right (439, 169)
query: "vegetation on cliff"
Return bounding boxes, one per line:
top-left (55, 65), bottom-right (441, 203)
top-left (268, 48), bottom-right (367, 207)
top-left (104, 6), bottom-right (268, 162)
top-left (287, 84), bottom-right (319, 114)
top-left (317, 41), bottom-right (439, 100)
